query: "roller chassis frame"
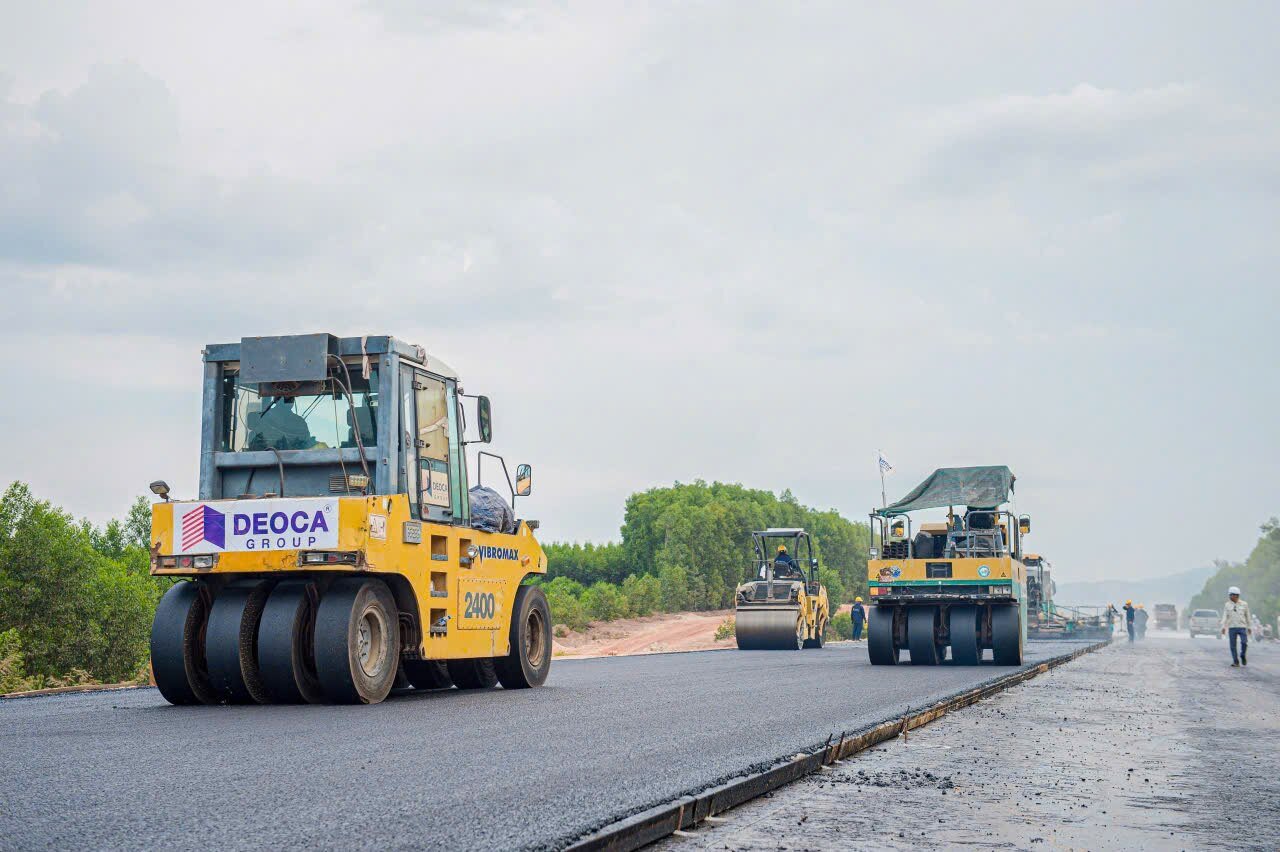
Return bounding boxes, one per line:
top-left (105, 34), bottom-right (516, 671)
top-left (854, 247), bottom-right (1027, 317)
top-left (734, 600), bottom-right (828, 650)
top-left (868, 594), bottom-right (1026, 666)
top-left (147, 334), bottom-right (550, 705)
top-left (871, 597), bottom-right (1016, 643)
top-left (872, 592), bottom-right (1017, 605)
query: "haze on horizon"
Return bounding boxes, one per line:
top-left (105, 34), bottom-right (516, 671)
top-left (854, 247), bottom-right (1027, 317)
top-left (2, 1), bottom-right (1277, 583)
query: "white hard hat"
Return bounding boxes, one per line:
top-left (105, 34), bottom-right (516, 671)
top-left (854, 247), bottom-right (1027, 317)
top-left (1228, 586), bottom-right (1241, 596)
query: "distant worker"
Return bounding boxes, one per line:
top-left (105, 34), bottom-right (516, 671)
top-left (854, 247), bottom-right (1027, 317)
top-left (773, 545), bottom-right (802, 580)
top-left (850, 597), bottom-right (867, 641)
top-left (1123, 600), bottom-right (1136, 643)
top-left (1221, 586), bottom-right (1252, 667)
top-left (1135, 605), bottom-right (1149, 640)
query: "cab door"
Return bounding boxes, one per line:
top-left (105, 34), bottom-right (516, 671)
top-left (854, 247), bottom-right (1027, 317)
top-left (401, 369), bottom-right (470, 525)
top-left (408, 372), bottom-right (451, 523)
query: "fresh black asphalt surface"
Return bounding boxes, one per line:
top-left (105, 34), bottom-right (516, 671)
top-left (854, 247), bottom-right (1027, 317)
top-left (0, 640), bottom-right (1095, 851)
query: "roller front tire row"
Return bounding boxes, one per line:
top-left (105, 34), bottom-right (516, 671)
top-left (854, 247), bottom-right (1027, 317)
top-left (151, 579), bottom-right (551, 706)
top-left (867, 604), bottom-right (1024, 667)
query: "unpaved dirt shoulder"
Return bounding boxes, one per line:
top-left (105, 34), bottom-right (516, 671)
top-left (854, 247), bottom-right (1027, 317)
top-left (659, 637), bottom-right (1280, 851)
top-left (553, 610), bottom-right (736, 658)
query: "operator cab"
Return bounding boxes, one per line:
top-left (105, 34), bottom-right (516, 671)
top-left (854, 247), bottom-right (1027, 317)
top-left (201, 334), bottom-right (529, 527)
top-left (881, 507), bottom-right (1030, 561)
top-left (749, 528), bottom-right (819, 590)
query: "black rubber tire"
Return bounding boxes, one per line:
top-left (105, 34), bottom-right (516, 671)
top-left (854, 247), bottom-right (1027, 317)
top-left (448, 658), bottom-right (499, 689)
top-left (403, 660), bottom-right (454, 690)
top-left (803, 617), bottom-right (826, 649)
top-left (151, 581), bottom-right (217, 705)
top-left (314, 578), bottom-right (400, 704)
top-left (206, 580), bottom-right (274, 704)
top-left (257, 581), bottom-right (325, 704)
top-left (495, 586), bottom-right (552, 689)
top-left (907, 606), bottom-right (944, 665)
top-left (867, 606), bottom-right (899, 665)
top-left (949, 605), bottom-right (982, 666)
top-left (992, 605), bottom-right (1024, 665)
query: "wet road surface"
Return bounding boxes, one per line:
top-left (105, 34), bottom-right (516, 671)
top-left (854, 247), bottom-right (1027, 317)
top-left (0, 641), bottom-right (1091, 851)
top-left (660, 633), bottom-right (1280, 851)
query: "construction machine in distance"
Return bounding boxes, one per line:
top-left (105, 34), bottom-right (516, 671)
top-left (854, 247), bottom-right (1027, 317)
top-left (1024, 553), bottom-right (1114, 640)
top-left (734, 529), bottom-right (830, 650)
top-left (147, 333), bottom-right (550, 705)
top-left (867, 466), bottom-right (1029, 666)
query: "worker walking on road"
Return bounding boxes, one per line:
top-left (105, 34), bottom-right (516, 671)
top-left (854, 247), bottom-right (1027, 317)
top-left (1135, 605), bottom-right (1149, 640)
top-left (1122, 600), bottom-right (1136, 643)
top-left (1221, 586), bottom-right (1253, 667)
top-left (850, 597), bottom-right (866, 641)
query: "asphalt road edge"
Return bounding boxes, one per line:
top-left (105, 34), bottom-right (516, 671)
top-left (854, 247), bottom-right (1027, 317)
top-left (565, 639), bottom-right (1111, 852)
top-left (1, 682), bottom-right (148, 700)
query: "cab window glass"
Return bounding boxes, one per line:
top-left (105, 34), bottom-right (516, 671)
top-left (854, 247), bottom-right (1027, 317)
top-left (222, 366), bottom-right (377, 452)
top-left (415, 375), bottom-right (450, 511)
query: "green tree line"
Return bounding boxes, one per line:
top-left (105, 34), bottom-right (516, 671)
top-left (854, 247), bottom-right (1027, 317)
top-left (0, 482), bottom-right (166, 693)
top-left (539, 481), bottom-right (870, 631)
top-left (1190, 518), bottom-right (1280, 629)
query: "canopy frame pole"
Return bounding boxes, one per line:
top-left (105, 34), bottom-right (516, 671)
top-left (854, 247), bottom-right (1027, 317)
top-left (878, 450), bottom-right (887, 510)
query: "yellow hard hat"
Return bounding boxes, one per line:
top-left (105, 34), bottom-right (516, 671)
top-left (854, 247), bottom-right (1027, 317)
top-left (855, 596), bottom-right (863, 602)
top-left (1125, 599), bottom-right (1132, 605)
top-left (777, 545), bottom-right (787, 553)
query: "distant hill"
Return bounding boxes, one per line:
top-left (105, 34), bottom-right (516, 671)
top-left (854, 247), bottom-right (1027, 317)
top-left (1054, 565), bottom-right (1216, 608)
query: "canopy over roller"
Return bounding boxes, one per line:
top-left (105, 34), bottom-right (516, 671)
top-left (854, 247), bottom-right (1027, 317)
top-left (877, 465), bottom-right (1015, 516)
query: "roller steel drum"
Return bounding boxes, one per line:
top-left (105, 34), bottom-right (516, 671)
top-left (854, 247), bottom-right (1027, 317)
top-left (735, 607), bottom-right (804, 650)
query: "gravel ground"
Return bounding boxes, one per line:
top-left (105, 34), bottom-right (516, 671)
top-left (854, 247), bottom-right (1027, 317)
top-left (659, 633), bottom-right (1280, 851)
top-left (0, 641), bottom-right (1089, 851)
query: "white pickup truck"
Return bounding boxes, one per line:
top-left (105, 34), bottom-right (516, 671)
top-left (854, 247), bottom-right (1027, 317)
top-left (1188, 609), bottom-right (1220, 638)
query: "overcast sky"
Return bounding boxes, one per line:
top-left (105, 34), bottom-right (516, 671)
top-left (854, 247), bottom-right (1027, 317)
top-left (2, 1), bottom-right (1277, 582)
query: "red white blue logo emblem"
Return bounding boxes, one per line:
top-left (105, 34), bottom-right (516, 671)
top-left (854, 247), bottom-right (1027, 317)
top-left (181, 505), bottom-right (226, 551)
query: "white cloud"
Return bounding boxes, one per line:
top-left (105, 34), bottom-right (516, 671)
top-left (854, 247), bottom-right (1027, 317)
top-left (0, 3), bottom-right (1277, 582)
top-left (912, 83), bottom-right (1280, 195)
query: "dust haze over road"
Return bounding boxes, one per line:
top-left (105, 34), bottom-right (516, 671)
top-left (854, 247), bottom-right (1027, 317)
top-left (662, 633), bottom-right (1280, 851)
top-left (0, 642), bottom-right (1090, 851)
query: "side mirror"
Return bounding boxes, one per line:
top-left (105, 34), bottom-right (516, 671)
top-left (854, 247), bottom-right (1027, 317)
top-left (1019, 515), bottom-right (1031, 534)
top-left (477, 396), bottom-right (493, 443)
top-left (810, 558), bottom-right (819, 568)
top-left (515, 463), bottom-right (532, 497)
